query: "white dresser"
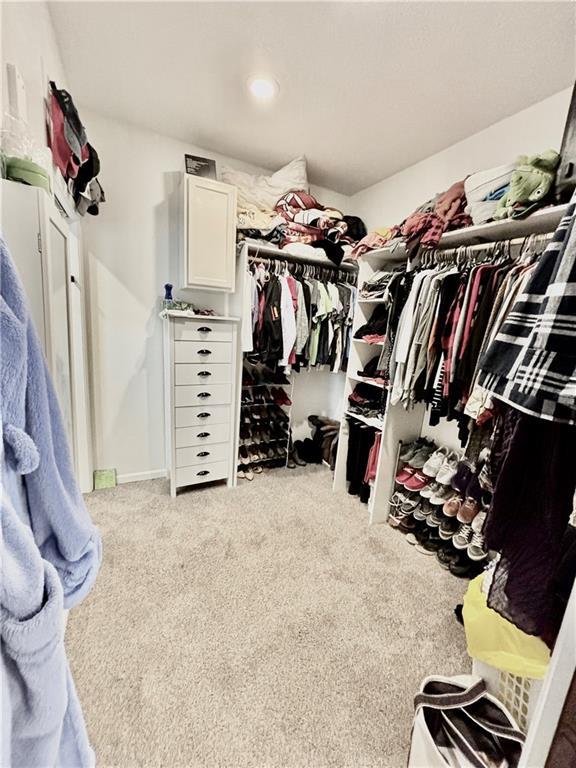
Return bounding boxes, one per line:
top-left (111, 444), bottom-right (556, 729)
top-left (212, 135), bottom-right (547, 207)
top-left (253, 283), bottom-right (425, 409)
top-left (164, 314), bottom-right (240, 496)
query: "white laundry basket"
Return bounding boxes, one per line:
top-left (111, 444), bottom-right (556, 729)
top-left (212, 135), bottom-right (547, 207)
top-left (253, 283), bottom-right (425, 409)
top-left (472, 659), bottom-right (544, 733)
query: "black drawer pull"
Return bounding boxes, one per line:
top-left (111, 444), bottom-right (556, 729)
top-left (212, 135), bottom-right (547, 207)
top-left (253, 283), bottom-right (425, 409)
top-left (197, 451), bottom-right (210, 457)
top-left (197, 470), bottom-right (210, 476)
top-left (197, 412), bottom-right (211, 418)
top-left (198, 327), bottom-right (212, 333)
top-left (198, 370), bottom-right (212, 378)
top-left (197, 391), bottom-right (211, 399)
top-left (197, 349), bottom-right (212, 356)
top-left (197, 432), bottom-right (210, 438)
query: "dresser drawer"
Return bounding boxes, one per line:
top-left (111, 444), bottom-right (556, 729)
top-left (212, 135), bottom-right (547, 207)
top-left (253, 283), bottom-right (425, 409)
top-left (174, 383), bottom-right (232, 407)
top-left (174, 405), bottom-right (230, 428)
top-left (175, 461), bottom-right (229, 487)
top-left (175, 423), bottom-right (230, 449)
top-left (174, 320), bottom-right (235, 342)
top-left (176, 441), bottom-right (230, 467)
top-left (175, 363), bottom-right (232, 386)
top-left (174, 341), bottom-right (232, 364)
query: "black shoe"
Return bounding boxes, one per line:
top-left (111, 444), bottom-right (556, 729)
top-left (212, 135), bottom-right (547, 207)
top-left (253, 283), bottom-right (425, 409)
top-left (422, 527), bottom-right (443, 551)
top-left (428, 507), bottom-right (448, 528)
top-left (439, 517), bottom-right (459, 540)
top-left (436, 544), bottom-right (460, 568)
top-left (292, 444), bottom-right (306, 466)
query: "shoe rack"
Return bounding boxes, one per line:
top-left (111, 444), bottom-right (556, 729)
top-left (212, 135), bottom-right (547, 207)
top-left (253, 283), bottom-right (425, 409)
top-left (237, 361), bottom-right (295, 479)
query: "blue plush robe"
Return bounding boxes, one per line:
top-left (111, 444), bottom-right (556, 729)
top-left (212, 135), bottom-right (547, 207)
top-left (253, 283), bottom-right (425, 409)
top-left (1, 236), bottom-right (101, 766)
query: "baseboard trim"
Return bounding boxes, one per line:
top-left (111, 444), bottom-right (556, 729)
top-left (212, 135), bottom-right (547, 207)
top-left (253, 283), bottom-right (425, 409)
top-left (116, 469), bottom-right (168, 484)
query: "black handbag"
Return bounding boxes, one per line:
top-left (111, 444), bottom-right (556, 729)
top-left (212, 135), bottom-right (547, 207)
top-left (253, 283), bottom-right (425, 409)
top-left (556, 82), bottom-right (576, 202)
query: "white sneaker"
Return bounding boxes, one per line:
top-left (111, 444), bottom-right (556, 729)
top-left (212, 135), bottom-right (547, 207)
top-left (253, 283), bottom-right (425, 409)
top-left (472, 510), bottom-right (487, 534)
top-left (436, 452), bottom-right (460, 485)
top-left (422, 447), bottom-right (450, 478)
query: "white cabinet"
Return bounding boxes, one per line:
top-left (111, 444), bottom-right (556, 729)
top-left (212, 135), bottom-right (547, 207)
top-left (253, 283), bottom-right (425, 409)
top-left (183, 175), bottom-right (237, 292)
top-left (0, 180), bottom-right (93, 492)
top-left (164, 315), bottom-right (240, 496)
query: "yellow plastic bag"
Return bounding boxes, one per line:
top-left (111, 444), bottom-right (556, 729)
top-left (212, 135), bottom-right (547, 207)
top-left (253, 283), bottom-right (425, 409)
top-left (462, 575), bottom-right (550, 679)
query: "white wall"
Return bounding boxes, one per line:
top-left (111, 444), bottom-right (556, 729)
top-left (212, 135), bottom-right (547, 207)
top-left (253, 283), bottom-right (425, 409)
top-left (81, 109), bottom-right (353, 481)
top-left (351, 88), bottom-right (572, 229)
top-left (1, 2), bottom-right (67, 147)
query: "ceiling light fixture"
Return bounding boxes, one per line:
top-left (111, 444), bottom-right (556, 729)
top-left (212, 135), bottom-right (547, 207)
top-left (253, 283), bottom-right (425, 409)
top-left (247, 76), bottom-right (278, 102)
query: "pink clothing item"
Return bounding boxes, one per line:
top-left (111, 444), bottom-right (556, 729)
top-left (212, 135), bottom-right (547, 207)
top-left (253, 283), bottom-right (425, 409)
top-left (351, 231), bottom-right (395, 260)
top-left (49, 93), bottom-right (75, 179)
top-left (364, 432), bottom-right (382, 484)
top-left (286, 275), bottom-right (299, 364)
top-left (435, 180), bottom-right (467, 222)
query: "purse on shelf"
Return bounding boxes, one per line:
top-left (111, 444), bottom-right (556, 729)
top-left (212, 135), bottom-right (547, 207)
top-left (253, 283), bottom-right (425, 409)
top-left (407, 675), bottom-right (525, 768)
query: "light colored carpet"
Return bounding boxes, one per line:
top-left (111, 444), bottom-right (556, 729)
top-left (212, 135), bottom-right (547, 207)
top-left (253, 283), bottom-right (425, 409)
top-left (67, 467), bottom-right (469, 768)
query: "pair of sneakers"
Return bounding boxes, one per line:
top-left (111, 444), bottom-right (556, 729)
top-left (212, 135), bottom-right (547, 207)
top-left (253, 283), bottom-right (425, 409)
top-left (452, 511), bottom-right (488, 560)
top-left (420, 481), bottom-right (457, 506)
top-left (399, 438), bottom-right (436, 467)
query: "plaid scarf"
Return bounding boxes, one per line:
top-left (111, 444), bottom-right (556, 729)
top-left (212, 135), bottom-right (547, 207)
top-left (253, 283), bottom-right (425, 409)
top-left (478, 193), bottom-right (576, 424)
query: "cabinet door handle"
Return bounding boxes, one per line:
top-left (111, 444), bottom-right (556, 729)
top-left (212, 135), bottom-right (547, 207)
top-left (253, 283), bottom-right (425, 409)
top-left (197, 392), bottom-right (211, 399)
top-left (197, 470), bottom-right (210, 477)
top-left (197, 451), bottom-right (210, 457)
top-left (197, 412), bottom-right (211, 419)
top-left (198, 327), bottom-right (212, 333)
top-left (197, 349), bottom-right (212, 356)
top-left (197, 432), bottom-right (210, 438)
top-left (198, 370), bottom-right (212, 378)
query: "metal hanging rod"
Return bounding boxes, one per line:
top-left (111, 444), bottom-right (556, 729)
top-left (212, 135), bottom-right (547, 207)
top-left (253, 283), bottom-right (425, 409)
top-left (241, 239), bottom-right (358, 274)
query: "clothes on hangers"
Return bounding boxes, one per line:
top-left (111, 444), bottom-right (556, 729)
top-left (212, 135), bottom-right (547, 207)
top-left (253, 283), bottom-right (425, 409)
top-left (246, 256), bottom-right (356, 373)
top-left (376, 238), bottom-right (550, 442)
top-left (346, 417), bottom-right (378, 503)
top-left (473, 194), bottom-right (576, 638)
top-left (478, 197), bottom-right (576, 425)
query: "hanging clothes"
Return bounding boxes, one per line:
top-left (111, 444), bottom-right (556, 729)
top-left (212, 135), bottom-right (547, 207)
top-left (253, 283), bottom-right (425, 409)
top-left (246, 256), bottom-right (356, 373)
top-left (478, 196), bottom-right (576, 425)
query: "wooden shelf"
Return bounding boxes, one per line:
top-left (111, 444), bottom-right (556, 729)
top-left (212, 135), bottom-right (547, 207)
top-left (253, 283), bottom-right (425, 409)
top-left (348, 374), bottom-right (385, 389)
top-left (353, 338), bottom-right (385, 347)
top-left (361, 243), bottom-right (408, 264)
top-left (358, 204), bottom-right (567, 262)
top-left (345, 410), bottom-right (384, 430)
top-left (438, 204), bottom-right (568, 248)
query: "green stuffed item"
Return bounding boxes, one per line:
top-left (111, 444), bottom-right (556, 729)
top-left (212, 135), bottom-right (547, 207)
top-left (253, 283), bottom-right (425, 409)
top-left (494, 149), bottom-right (560, 220)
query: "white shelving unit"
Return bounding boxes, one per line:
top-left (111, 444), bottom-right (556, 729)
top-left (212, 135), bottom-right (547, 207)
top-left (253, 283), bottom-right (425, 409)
top-left (333, 204), bottom-right (569, 525)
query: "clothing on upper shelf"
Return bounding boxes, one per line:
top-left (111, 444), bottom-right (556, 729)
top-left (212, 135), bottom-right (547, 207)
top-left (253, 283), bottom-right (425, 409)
top-left (347, 382), bottom-right (386, 420)
top-left (244, 259), bottom-right (356, 373)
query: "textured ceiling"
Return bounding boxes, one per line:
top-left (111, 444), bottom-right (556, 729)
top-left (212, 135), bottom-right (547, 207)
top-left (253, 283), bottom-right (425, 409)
top-left (49, 1), bottom-right (576, 194)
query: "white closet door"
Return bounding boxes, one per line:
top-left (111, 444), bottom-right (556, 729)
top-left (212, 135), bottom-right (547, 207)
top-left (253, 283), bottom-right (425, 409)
top-left (0, 182), bottom-right (47, 347)
top-left (185, 176), bottom-right (237, 292)
top-left (45, 215), bottom-right (74, 449)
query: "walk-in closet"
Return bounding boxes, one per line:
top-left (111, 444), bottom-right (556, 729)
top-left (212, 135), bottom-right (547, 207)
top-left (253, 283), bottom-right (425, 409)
top-left (2, 2), bottom-right (576, 767)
